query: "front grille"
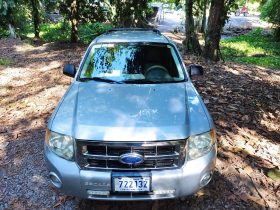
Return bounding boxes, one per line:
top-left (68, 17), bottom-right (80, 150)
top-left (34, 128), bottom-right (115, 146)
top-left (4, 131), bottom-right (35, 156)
top-left (76, 140), bottom-right (186, 170)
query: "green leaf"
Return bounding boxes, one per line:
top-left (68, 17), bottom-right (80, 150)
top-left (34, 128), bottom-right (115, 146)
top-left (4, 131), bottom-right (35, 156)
top-left (267, 168), bottom-right (280, 181)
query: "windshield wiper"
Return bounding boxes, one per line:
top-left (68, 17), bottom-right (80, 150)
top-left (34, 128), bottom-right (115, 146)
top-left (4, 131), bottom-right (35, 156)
top-left (124, 79), bottom-right (163, 84)
top-left (80, 77), bottom-right (124, 84)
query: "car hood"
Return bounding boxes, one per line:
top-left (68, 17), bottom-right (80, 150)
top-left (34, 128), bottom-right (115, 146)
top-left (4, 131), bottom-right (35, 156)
top-left (50, 82), bottom-right (211, 141)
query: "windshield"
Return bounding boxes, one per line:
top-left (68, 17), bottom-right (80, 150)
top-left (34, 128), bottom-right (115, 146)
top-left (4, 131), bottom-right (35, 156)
top-left (79, 43), bottom-right (185, 83)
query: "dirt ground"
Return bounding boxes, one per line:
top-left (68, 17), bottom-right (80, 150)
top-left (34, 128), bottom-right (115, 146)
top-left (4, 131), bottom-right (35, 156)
top-left (0, 37), bottom-right (279, 210)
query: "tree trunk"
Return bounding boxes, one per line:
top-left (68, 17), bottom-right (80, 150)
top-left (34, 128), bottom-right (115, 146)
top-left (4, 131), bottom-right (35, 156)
top-left (200, 0), bottom-right (208, 34)
top-left (31, 0), bottom-right (40, 38)
top-left (70, 0), bottom-right (79, 43)
top-left (203, 0), bottom-right (225, 61)
top-left (184, 0), bottom-right (202, 55)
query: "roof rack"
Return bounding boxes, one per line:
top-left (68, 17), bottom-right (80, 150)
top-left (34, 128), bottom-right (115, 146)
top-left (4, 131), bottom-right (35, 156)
top-left (107, 28), bottom-right (161, 35)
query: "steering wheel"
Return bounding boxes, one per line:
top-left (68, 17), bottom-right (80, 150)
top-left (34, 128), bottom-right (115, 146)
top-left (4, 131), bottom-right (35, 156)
top-left (145, 65), bottom-right (171, 81)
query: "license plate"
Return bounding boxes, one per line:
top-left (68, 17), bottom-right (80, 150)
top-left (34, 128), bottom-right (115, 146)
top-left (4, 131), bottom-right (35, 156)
top-left (113, 177), bottom-right (150, 192)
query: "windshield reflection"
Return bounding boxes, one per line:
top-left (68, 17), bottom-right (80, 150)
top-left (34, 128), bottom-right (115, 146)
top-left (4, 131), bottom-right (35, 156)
top-left (80, 43), bottom-right (185, 83)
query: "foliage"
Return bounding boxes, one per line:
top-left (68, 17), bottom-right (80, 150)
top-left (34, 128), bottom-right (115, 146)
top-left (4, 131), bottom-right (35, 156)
top-left (111, 0), bottom-right (149, 27)
top-left (261, 0), bottom-right (280, 40)
top-left (0, 0), bottom-right (16, 15)
top-left (192, 0), bottom-right (209, 33)
top-left (224, 0), bottom-right (239, 22)
top-left (79, 0), bottom-right (112, 23)
top-left (39, 21), bottom-right (71, 41)
top-left (0, 57), bottom-right (14, 66)
top-left (78, 22), bottom-right (112, 44)
top-left (21, 21), bottom-right (112, 44)
top-left (267, 168), bottom-right (280, 181)
top-left (13, 4), bottom-right (33, 35)
top-left (57, 0), bottom-right (111, 42)
top-left (0, 0), bottom-right (42, 38)
top-left (149, 0), bottom-right (182, 4)
top-left (193, 0), bottom-right (206, 17)
top-left (43, 0), bottom-right (58, 14)
top-left (221, 28), bottom-right (280, 69)
top-left (0, 0), bottom-right (17, 29)
top-left (58, 0), bottom-right (109, 23)
top-left (0, 28), bottom-right (9, 37)
top-left (261, 0), bottom-right (280, 25)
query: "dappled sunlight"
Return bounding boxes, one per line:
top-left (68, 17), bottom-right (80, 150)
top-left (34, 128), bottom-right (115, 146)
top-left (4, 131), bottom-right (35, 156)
top-left (13, 42), bottom-right (36, 53)
top-left (223, 65), bottom-right (241, 75)
top-left (260, 112), bottom-right (280, 135)
top-left (128, 94), bottom-right (149, 108)
top-left (220, 30), bottom-right (280, 69)
top-left (0, 39), bottom-right (81, 135)
top-left (70, 81), bottom-right (189, 141)
top-left (216, 131), bottom-right (279, 208)
top-left (222, 126), bottom-right (279, 167)
top-left (0, 135), bottom-right (8, 163)
top-left (0, 38), bottom-right (81, 209)
top-left (223, 40), bottom-right (265, 56)
top-left (162, 32), bottom-right (184, 44)
top-left (188, 96), bottom-right (200, 105)
top-left (40, 61), bottom-right (62, 72)
top-left (113, 109), bottom-right (138, 127)
top-left (181, 51), bottom-right (280, 208)
top-left (1, 34), bottom-right (279, 208)
top-left (169, 98), bottom-right (184, 113)
top-left (0, 67), bottom-right (32, 86)
top-left (0, 39), bottom-right (84, 72)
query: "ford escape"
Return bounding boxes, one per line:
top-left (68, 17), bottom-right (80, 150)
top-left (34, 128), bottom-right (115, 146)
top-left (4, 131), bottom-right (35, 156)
top-left (44, 28), bottom-right (217, 200)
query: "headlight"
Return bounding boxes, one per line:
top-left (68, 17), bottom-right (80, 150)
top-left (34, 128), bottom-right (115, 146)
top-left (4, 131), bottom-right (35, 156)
top-left (187, 129), bottom-right (216, 160)
top-left (45, 130), bottom-right (74, 160)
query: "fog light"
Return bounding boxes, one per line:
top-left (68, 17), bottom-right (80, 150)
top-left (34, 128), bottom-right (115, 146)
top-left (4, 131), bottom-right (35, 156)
top-left (49, 172), bottom-right (62, 189)
top-left (153, 189), bottom-right (175, 195)
top-left (87, 190), bottom-right (110, 196)
top-left (200, 172), bottom-right (213, 187)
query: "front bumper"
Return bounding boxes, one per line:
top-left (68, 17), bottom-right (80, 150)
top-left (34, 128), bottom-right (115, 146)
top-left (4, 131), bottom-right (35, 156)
top-left (44, 144), bottom-right (217, 200)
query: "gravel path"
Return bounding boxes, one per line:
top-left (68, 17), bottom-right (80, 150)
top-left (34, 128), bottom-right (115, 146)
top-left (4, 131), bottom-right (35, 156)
top-left (0, 38), bottom-right (279, 210)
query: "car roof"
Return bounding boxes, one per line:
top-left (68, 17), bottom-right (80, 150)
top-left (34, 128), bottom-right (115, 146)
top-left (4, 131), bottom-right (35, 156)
top-left (94, 28), bottom-right (170, 44)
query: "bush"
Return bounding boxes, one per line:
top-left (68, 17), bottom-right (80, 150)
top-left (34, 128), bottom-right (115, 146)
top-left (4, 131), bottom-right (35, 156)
top-left (0, 3), bottom-right (32, 38)
top-left (261, 0), bottom-right (280, 40)
top-left (78, 22), bottom-right (113, 44)
top-left (36, 21), bottom-right (112, 44)
top-left (0, 28), bottom-right (9, 37)
top-left (40, 21), bottom-right (71, 42)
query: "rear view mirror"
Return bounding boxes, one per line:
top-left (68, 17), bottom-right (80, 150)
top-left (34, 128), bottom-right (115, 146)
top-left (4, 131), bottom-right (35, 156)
top-left (63, 64), bottom-right (76, 77)
top-left (188, 64), bottom-right (203, 77)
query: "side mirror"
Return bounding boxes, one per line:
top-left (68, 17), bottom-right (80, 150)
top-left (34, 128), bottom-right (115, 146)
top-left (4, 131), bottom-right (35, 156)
top-left (63, 64), bottom-right (76, 77)
top-left (188, 64), bottom-right (203, 77)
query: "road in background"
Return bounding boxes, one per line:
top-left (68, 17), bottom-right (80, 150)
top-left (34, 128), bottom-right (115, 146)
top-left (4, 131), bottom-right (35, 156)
top-left (156, 10), bottom-right (269, 33)
top-left (157, 11), bottom-right (184, 33)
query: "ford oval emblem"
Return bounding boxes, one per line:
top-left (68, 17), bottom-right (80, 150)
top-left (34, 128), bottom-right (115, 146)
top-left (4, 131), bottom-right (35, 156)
top-left (119, 153), bottom-right (144, 165)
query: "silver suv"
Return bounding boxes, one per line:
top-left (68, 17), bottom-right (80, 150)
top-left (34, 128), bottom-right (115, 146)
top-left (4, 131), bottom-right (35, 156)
top-left (44, 28), bottom-right (217, 200)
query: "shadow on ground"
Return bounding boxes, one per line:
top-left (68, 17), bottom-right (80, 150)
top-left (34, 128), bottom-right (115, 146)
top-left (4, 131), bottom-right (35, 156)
top-left (0, 38), bottom-right (279, 209)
